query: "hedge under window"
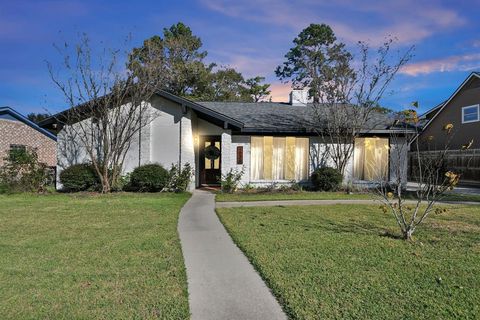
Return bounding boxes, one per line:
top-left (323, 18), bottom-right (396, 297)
top-left (250, 136), bottom-right (309, 181)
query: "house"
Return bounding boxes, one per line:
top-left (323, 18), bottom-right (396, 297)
top-left (419, 72), bottom-right (480, 150)
top-left (415, 72), bottom-right (480, 184)
top-left (39, 90), bottom-right (411, 190)
top-left (0, 107), bottom-right (57, 167)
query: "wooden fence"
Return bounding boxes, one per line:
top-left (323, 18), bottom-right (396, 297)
top-left (408, 149), bottom-right (480, 186)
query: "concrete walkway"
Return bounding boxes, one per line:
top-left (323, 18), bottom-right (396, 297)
top-left (216, 199), bottom-right (480, 208)
top-left (178, 190), bottom-right (286, 320)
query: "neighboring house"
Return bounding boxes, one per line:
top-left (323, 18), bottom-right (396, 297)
top-left (0, 107), bottom-right (57, 167)
top-left (415, 72), bottom-right (480, 184)
top-left (40, 90), bottom-right (411, 190)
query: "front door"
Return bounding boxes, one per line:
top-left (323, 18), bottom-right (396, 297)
top-left (199, 136), bottom-right (221, 186)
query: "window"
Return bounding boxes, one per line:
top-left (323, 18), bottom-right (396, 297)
top-left (9, 144), bottom-right (27, 161)
top-left (462, 105), bottom-right (479, 123)
top-left (353, 138), bottom-right (389, 181)
top-left (250, 136), bottom-right (309, 181)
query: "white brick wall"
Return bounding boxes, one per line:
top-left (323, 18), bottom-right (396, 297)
top-left (229, 135), bottom-right (250, 186)
top-left (180, 110), bottom-right (196, 191)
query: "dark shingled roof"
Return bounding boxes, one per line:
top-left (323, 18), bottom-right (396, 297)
top-left (197, 101), bottom-right (402, 134)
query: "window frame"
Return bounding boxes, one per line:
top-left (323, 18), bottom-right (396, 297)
top-left (461, 104), bottom-right (479, 124)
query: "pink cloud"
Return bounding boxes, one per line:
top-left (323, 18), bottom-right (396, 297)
top-left (400, 54), bottom-right (480, 76)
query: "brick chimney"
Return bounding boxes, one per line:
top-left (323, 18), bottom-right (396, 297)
top-left (289, 89), bottom-right (311, 106)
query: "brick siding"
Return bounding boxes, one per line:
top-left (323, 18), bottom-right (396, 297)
top-left (0, 119), bottom-right (56, 167)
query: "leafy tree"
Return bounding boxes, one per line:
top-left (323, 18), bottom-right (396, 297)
top-left (27, 113), bottom-right (50, 123)
top-left (245, 76), bottom-right (271, 102)
top-left (128, 22), bottom-right (213, 96)
top-left (276, 24), bottom-right (353, 101)
top-left (205, 68), bottom-right (252, 102)
top-left (129, 22), bottom-right (270, 102)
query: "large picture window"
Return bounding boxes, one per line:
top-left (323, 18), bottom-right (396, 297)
top-left (353, 137), bottom-right (389, 181)
top-left (251, 136), bottom-right (309, 181)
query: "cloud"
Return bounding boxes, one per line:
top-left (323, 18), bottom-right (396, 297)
top-left (400, 54), bottom-right (480, 76)
top-left (201, 0), bottom-right (465, 45)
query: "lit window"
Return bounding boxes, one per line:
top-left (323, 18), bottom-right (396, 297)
top-left (353, 138), bottom-right (389, 181)
top-left (250, 136), bottom-right (309, 181)
top-left (462, 105), bottom-right (479, 123)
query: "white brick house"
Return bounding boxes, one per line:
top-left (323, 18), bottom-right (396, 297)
top-left (40, 90), bottom-right (410, 190)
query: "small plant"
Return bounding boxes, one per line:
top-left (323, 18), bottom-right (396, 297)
top-left (165, 163), bottom-right (193, 192)
top-left (60, 163), bottom-right (100, 192)
top-left (0, 148), bottom-right (52, 193)
top-left (376, 105), bottom-right (474, 240)
top-left (221, 167), bottom-right (244, 193)
top-left (128, 163), bottom-right (169, 192)
top-left (311, 167), bottom-right (343, 191)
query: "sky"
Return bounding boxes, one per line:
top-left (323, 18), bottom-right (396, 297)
top-left (1, 0), bottom-right (480, 115)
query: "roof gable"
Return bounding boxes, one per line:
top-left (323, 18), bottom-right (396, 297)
top-left (421, 72), bottom-right (480, 131)
top-left (0, 107), bottom-right (57, 141)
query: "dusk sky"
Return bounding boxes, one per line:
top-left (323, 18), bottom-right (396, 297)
top-left (1, 0), bottom-right (480, 115)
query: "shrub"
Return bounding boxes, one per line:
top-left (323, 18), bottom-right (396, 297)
top-left (60, 163), bottom-right (100, 192)
top-left (311, 167), bottom-right (343, 191)
top-left (221, 168), bottom-right (244, 193)
top-left (128, 164), bottom-right (169, 192)
top-left (165, 163), bottom-right (192, 193)
top-left (0, 148), bottom-right (52, 193)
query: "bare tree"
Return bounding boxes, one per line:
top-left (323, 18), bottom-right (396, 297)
top-left (376, 107), bottom-right (473, 240)
top-left (277, 24), bottom-right (413, 175)
top-left (47, 34), bottom-right (166, 193)
top-left (311, 39), bottom-right (413, 175)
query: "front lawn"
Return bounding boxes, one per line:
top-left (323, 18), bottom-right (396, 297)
top-left (216, 190), bottom-right (480, 203)
top-left (216, 191), bottom-right (371, 202)
top-left (0, 193), bottom-right (190, 319)
top-left (217, 204), bottom-right (480, 319)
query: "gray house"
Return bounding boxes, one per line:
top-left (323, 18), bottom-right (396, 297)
top-left (40, 90), bottom-right (410, 190)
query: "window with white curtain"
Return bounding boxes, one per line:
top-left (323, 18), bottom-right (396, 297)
top-left (353, 137), bottom-right (389, 181)
top-left (250, 136), bottom-right (309, 181)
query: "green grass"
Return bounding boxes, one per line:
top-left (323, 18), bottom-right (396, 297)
top-left (217, 204), bottom-right (480, 319)
top-left (0, 193), bottom-right (191, 320)
top-left (438, 192), bottom-right (480, 202)
top-left (216, 190), bottom-right (480, 203)
top-left (216, 191), bottom-right (371, 202)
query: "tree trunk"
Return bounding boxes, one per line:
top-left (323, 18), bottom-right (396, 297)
top-left (403, 228), bottom-right (414, 241)
top-left (101, 171), bottom-right (111, 193)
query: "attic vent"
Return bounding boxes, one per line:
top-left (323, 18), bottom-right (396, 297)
top-left (289, 89), bottom-right (311, 106)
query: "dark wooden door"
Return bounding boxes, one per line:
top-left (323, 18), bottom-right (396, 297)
top-left (199, 136), bottom-right (221, 186)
